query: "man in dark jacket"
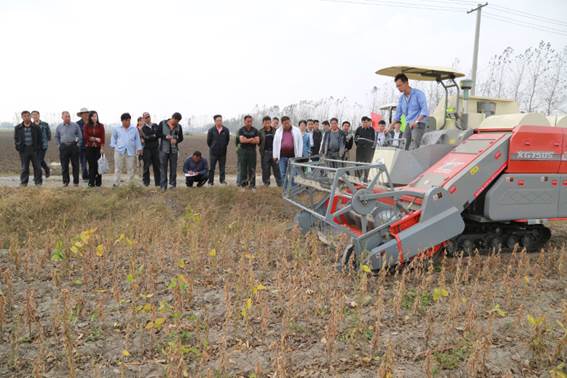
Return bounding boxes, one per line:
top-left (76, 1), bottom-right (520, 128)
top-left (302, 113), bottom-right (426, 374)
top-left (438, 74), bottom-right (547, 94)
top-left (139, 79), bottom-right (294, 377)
top-left (183, 150), bottom-right (209, 187)
top-left (206, 114), bottom-right (230, 185)
top-left (76, 107), bottom-right (90, 180)
top-left (320, 118), bottom-right (345, 166)
top-left (355, 116), bottom-right (376, 182)
top-left (341, 121), bottom-right (354, 160)
top-left (157, 112), bottom-right (184, 191)
top-left (258, 115), bottom-right (282, 187)
top-left (14, 110), bottom-right (43, 186)
top-left (31, 110), bottom-right (51, 178)
top-left (311, 119), bottom-right (322, 156)
top-left (141, 112), bottom-right (160, 187)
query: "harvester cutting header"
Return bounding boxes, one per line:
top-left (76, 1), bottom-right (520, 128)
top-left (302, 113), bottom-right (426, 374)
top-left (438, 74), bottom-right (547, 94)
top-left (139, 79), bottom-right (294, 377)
top-left (284, 65), bottom-right (566, 271)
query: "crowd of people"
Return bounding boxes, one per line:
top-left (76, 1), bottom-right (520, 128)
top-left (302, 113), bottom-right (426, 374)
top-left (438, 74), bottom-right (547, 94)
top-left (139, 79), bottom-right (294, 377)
top-left (13, 73), bottom-right (428, 191)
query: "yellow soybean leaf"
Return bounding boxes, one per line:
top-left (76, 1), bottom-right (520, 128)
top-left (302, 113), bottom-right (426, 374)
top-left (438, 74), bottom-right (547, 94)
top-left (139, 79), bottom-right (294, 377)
top-left (491, 304), bottom-right (507, 318)
top-left (154, 317), bottom-right (166, 329)
top-left (241, 298), bottom-right (253, 318)
top-left (142, 303), bottom-right (152, 313)
top-left (433, 287), bottom-right (449, 302)
top-left (121, 349), bottom-right (130, 357)
top-left (70, 245), bottom-right (79, 255)
top-left (178, 259), bottom-right (186, 268)
top-left (527, 314), bottom-right (544, 326)
top-left (96, 244), bottom-right (104, 257)
top-left (209, 249), bottom-right (217, 257)
top-left (253, 284), bottom-right (267, 295)
top-left (114, 233), bottom-right (125, 245)
top-left (361, 264), bottom-right (371, 273)
top-left (145, 321), bottom-right (154, 330)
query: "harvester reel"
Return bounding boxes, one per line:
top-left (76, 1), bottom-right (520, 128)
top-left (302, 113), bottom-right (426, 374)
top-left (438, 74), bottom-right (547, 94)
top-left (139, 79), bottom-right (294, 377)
top-left (351, 189), bottom-right (378, 216)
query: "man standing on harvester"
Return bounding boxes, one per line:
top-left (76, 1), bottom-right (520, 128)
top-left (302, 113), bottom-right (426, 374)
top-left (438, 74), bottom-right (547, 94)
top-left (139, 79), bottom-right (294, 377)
top-left (391, 73), bottom-right (429, 150)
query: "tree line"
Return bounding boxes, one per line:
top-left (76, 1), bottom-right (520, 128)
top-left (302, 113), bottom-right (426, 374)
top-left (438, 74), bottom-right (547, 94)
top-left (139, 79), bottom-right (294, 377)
top-left (210, 41), bottom-right (565, 132)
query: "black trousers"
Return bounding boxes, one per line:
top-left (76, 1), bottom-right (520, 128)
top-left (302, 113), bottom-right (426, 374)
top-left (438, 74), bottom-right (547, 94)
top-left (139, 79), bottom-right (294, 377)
top-left (80, 148), bottom-right (88, 179)
top-left (208, 152), bottom-right (226, 184)
top-left (355, 147), bottom-right (375, 181)
top-left (261, 152), bottom-right (282, 186)
top-left (85, 147), bottom-right (102, 187)
top-left (37, 149), bottom-right (50, 176)
top-left (325, 151), bottom-right (341, 168)
top-left (186, 173), bottom-right (209, 187)
top-left (143, 147), bottom-right (160, 186)
top-left (159, 151), bottom-right (178, 189)
top-left (60, 143), bottom-right (80, 185)
top-left (239, 148), bottom-right (256, 188)
top-left (19, 146), bottom-right (42, 186)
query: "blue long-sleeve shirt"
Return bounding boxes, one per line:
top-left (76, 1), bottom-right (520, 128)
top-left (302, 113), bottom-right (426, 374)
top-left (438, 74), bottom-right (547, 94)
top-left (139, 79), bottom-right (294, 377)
top-left (393, 87), bottom-right (429, 124)
top-left (302, 132), bottom-right (312, 157)
top-left (110, 125), bottom-right (142, 156)
top-left (183, 157), bottom-right (208, 176)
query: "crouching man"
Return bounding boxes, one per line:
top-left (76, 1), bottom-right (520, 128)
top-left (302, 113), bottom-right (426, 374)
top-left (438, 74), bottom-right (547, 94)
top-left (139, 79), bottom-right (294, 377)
top-left (183, 151), bottom-right (209, 187)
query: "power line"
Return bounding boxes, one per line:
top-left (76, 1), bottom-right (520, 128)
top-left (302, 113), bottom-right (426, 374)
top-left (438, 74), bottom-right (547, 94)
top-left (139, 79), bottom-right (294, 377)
top-left (321, 0), bottom-right (567, 37)
top-left (484, 12), bottom-right (567, 37)
top-left (320, 0), bottom-right (467, 13)
top-left (356, 0), bottom-right (468, 9)
top-left (489, 3), bottom-right (567, 28)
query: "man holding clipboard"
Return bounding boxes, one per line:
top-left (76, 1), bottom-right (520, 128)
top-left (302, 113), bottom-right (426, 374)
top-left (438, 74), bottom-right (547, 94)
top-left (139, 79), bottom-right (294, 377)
top-left (183, 151), bottom-right (209, 187)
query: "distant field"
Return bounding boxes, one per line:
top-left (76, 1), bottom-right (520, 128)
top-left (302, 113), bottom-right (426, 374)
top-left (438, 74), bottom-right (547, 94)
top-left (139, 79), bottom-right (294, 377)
top-left (0, 132), bottom-right (239, 175)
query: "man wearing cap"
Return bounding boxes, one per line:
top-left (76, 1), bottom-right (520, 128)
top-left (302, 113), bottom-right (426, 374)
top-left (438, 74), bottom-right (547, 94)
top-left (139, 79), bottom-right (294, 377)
top-left (140, 112), bottom-right (161, 187)
top-left (76, 107), bottom-right (90, 179)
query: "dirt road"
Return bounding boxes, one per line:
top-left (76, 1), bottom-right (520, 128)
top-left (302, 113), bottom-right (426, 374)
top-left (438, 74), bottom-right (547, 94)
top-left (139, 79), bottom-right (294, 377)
top-left (0, 174), bottom-right (274, 188)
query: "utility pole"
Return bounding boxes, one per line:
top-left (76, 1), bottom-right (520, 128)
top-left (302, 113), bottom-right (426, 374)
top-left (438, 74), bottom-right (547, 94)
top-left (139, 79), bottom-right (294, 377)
top-left (468, 2), bottom-right (488, 96)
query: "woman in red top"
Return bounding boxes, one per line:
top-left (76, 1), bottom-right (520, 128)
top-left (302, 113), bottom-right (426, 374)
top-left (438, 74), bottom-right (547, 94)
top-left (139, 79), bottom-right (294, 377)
top-left (83, 111), bottom-right (105, 187)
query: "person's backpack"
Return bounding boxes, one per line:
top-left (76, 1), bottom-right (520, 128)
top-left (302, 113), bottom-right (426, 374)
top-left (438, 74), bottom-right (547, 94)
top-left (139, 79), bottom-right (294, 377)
top-left (98, 153), bottom-right (109, 174)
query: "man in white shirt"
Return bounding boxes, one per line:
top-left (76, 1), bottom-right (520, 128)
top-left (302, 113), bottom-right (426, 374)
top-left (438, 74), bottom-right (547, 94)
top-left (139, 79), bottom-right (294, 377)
top-left (388, 122), bottom-right (404, 148)
top-left (375, 120), bottom-right (387, 147)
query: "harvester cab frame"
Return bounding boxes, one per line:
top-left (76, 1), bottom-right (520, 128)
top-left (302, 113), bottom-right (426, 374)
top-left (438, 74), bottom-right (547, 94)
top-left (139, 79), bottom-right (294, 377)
top-left (375, 65), bottom-right (466, 130)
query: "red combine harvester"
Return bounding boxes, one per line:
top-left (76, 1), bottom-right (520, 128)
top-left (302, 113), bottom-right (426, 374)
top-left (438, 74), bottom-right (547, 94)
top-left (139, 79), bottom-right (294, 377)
top-left (284, 124), bottom-right (566, 270)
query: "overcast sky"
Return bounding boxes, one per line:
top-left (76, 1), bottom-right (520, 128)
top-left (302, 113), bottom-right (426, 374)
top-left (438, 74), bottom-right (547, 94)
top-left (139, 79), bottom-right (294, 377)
top-left (1, 0), bottom-right (566, 126)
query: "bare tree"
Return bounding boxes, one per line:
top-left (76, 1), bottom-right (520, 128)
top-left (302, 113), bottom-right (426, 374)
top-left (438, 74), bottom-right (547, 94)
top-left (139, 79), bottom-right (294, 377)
top-left (479, 53), bottom-right (498, 97)
top-left (523, 41), bottom-right (555, 112)
top-left (509, 50), bottom-right (528, 105)
top-left (542, 46), bottom-right (567, 115)
top-left (496, 47), bottom-right (513, 98)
